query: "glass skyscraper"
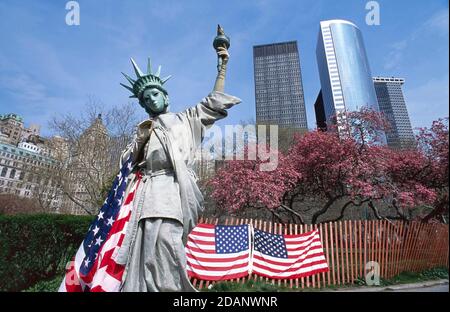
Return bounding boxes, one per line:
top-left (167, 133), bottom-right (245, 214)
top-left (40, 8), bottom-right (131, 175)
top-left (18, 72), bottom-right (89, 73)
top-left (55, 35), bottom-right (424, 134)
top-left (373, 77), bottom-right (415, 149)
top-left (316, 20), bottom-right (383, 137)
top-left (253, 41), bottom-right (308, 130)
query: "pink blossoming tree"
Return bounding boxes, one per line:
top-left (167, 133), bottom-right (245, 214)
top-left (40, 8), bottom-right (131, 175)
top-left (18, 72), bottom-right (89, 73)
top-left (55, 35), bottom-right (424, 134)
top-left (208, 110), bottom-right (448, 224)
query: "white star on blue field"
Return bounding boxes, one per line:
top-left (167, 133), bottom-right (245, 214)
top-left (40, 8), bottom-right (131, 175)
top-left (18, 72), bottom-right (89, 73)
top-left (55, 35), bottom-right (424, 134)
top-left (215, 225), bottom-right (249, 254)
top-left (254, 229), bottom-right (288, 258)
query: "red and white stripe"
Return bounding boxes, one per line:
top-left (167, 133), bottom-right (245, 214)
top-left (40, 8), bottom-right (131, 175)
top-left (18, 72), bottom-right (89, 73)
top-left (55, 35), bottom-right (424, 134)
top-left (59, 174), bottom-right (141, 292)
top-left (185, 223), bottom-right (251, 281)
top-left (252, 229), bottom-right (329, 279)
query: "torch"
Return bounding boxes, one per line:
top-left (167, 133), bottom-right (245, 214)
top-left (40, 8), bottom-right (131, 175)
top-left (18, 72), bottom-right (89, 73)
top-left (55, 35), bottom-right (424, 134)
top-left (213, 24), bottom-right (230, 73)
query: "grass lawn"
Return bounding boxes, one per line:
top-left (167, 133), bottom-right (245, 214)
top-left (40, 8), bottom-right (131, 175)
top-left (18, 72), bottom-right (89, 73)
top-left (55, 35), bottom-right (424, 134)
top-left (204, 267), bottom-right (448, 292)
top-left (23, 267), bottom-right (448, 292)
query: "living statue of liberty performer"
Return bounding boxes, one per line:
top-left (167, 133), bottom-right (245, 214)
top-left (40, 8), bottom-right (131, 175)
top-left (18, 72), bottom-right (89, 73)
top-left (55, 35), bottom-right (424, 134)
top-left (115, 26), bottom-right (241, 291)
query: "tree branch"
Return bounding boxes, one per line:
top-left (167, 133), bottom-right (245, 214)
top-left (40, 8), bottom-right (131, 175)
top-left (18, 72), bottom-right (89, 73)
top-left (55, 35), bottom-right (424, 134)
top-left (311, 195), bottom-right (343, 224)
top-left (368, 201), bottom-right (383, 220)
top-left (327, 198), bottom-right (371, 222)
top-left (279, 204), bottom-right (305, 224)
top-left (391, 198), bottom-right (409, 221)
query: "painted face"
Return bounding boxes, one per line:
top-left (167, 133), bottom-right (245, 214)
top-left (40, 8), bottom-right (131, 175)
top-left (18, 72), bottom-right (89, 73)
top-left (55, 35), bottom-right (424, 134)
top-left (142, 87), bottom-right (167, 115)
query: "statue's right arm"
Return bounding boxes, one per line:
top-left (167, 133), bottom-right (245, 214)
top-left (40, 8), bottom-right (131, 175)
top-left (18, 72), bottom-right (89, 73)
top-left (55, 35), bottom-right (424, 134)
top-left (179, 92), bottom-right (241, 150)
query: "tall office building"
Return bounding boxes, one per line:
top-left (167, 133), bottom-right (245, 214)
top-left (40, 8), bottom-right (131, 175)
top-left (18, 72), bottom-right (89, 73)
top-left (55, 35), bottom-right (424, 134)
top-left (316, 20), bottom-right (384, 140)
top-left (314, 91), bottom-right (327, 131)
top-left (253, 41), bottom-right (308, 131)
top-left (373, 77), bottom-right (415, 149)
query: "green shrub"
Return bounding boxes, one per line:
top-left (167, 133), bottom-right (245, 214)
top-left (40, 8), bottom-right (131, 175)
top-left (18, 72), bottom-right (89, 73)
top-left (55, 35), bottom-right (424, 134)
top-left (0, 213), bottom-right (94, 292)
top-left (354, 276), bottom-right (367, 286)
top-left (23, 275), bottom-right (64, 292)
top-left (420, 267), bottom-right (449, 280)
top-left (348, 268), bottom-right (449, 288)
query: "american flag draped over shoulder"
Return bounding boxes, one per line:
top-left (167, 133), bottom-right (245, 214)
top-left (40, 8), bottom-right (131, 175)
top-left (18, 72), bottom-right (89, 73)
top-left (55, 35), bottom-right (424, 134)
top-left (252, 229), bottom-right (329, 279)
top-left (185, 224), bottom-right (252, 281)
top-left (59, 155), bottom-right (141, 292)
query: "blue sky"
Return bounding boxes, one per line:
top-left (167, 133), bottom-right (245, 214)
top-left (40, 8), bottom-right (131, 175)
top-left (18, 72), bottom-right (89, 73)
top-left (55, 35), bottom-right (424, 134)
top-left (0, 0), bottom-right (448, 136)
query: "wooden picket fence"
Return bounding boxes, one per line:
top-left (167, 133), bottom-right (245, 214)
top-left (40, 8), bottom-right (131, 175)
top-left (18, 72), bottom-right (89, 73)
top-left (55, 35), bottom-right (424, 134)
top-left (190, 217), bottom-right (449, 290)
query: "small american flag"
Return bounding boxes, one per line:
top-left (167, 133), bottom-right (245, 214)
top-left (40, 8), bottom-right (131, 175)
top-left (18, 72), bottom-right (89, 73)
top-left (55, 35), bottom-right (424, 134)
top-left (185, 224), bottom-right (252, 281)
top-left (59, 155), bottom-right (141, 292)
top-left (252, 229), bottom-right (329, 279)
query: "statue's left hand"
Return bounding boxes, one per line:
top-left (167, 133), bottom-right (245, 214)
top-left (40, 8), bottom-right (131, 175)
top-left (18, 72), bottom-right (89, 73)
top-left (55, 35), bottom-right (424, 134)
top-left (135, 120), bottom-right (152, 145)
top-left (217, 46), bottom-right (229, 65)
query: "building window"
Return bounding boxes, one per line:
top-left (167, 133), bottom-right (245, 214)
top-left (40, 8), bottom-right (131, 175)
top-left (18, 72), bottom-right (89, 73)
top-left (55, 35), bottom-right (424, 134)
top-left (9, 169), bottom-right (16, 179)
top-left (0, 167), bottom-right (7, 177)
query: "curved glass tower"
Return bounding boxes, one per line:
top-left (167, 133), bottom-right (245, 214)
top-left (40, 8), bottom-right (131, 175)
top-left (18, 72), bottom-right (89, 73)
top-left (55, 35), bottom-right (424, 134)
top-left (316, 19), bottom-right (384, 141)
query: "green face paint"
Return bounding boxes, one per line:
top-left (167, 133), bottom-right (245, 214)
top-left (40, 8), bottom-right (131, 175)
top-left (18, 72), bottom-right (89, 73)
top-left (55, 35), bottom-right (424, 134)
top-left (142, 88), bottom-right (167, 115)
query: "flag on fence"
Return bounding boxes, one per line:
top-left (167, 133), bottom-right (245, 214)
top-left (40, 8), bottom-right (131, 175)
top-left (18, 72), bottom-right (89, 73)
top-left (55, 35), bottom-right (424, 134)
top-left (185, 224), bottom-right (252, 281)
top-left (252, 229), bottom-right (329, 279)
top-left (59, 155), bottom-right (141, 292)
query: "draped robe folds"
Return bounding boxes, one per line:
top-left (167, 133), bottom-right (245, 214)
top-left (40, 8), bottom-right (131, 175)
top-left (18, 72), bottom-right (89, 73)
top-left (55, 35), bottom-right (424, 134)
top-left (113, 91), bottom-right (241, 291)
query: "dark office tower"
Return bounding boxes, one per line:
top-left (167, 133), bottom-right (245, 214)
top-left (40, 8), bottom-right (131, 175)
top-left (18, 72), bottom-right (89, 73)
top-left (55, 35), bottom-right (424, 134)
top-left (253, 41), bottom-right (308, 132)
top-left (314, 90), bottom-right (327, 131)
top-left (373, 77), bottom-right (416, 150)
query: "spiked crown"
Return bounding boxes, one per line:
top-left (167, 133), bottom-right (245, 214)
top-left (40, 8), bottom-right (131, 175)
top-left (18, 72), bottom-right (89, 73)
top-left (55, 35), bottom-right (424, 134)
top-left (120, 57), bottom-right (172, 100)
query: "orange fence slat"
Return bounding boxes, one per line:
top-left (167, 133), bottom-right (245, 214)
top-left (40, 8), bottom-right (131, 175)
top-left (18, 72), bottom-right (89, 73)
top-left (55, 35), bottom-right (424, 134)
top-left (349, 220), bottom-right (354, 284)
top-left (395, 221), bottom-right (405, 276)
top-left (406, 222), bottom-right (420, 272)
top-left (329, 222), bottom-right (336, 286)
top-left (323, 222), bottom-right (331, 286)
top-left (375, 220), bottom-right (381, 276)
top-left (379, 220), bottom-right (386, 278)
top-left (363, 220), bottom-right (367, 280)
top-left (339, 221), bottom-right (345, 285)
top-left (386, 221), bottom-right (394, 279)
top-left (403, 221), bottom-right (416, 273)
top-left (389, 221), bottom-right (398, 278)
top-left (344, 220), bottom-right (350, 284)
top-left (358, 220), bottom-right (362, 279)
top-left (334, 222), bottom-right (341, 286)
top-left (319, 223), bottom-right (326, 287)
top-left (385, 220), bottom-right (392, 279)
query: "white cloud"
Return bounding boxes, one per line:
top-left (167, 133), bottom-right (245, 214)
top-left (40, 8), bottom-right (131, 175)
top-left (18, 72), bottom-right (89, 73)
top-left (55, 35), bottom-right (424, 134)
top-left (404, 75), bottom-right (449, 129)
top-left (384, 39), bottom-right (407, 70)
top-left (384, 8), bottom-right (449, 70)
top-left (0, 73), bottom-right (47, 102)
top-left (15, 36), bottom-right (82, 92)
top-left (423, 8), bottom-right (449, 36)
